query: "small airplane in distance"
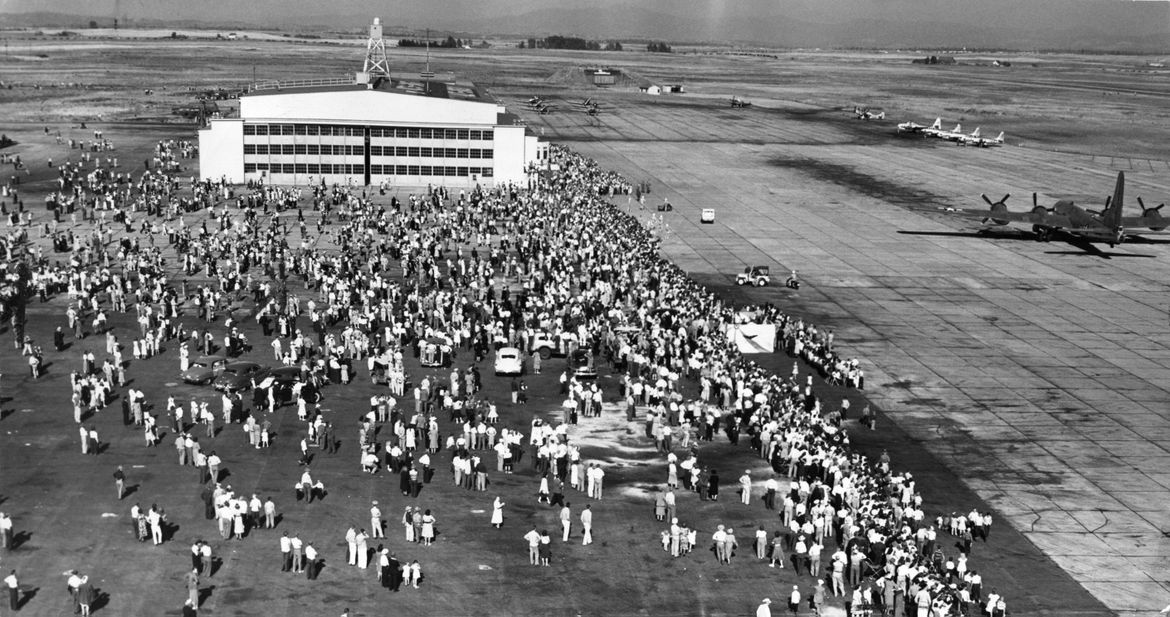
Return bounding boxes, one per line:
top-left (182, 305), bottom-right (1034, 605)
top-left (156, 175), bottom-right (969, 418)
top-left (897, 118), bottom-right (934, 134)
top-left (730, 96), bottom-right (752, 108)
top-left (938, 171), bottom-right (1145, 247)
top-left (853, 106), bottom-right (885, 120)
top-left (571, 98), bottom-right (596, 108)
top-left (936, 123), bottom-right (966, 142)
top-left (959, 128), bottom-right (1005, 148)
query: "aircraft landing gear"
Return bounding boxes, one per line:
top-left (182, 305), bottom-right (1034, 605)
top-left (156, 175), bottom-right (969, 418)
top-left (1032, 225), bottom-right (1052, 242)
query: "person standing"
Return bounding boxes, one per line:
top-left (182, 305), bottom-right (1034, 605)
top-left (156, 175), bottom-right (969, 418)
top-left (580, 504), bottom-right (593, 545)
top-left (290, 533), bottom-right (304, 573)
top-left (4, 570), bottom-right (18, 611)
top-left (739, 470), bottom-right (751, 505)
top-left (345, 527), bottom-right (357, 566)
top-left (491, 497), bottom-right (505, 529)
top-left (370, 502), bottom-right (383, 539)
top-left (524, 526), bottom-right (540, 565)
top-left (305, 543), bottom-right (319, 580)
top-left (113, 466), bottom-right (126, 500)
top-left (560, 502), bottom-right (572, 542)
top-left (76, 575), bottom-right (94, 617)
top-left (279, 532), bottom-right (292, 572)
top-left (0, 513), bottom-right (12, 549)
top-left (356, 529), bottom-right (369, 568)
top-left (264, 497), bottom-right (276, 529)
top-left (756, 598), bottom-right (772, 617)
top-left (185, 568), bottom-right (199, 608)
top-left (787, 585), bottom-right (801, 617)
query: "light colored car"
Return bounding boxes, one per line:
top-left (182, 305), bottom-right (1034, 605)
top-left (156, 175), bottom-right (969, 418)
top-left (494, 347), bottom-right (524, 376)
top-left (182, 354), bottom-right (228, 385)
top-left (700, 208), bottom-right (716, 223)
top-left (736, 266), bottom-right (770, 287)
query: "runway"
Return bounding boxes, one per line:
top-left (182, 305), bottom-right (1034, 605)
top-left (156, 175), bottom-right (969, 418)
top-left (522, 95), bottom-right (1170, 614)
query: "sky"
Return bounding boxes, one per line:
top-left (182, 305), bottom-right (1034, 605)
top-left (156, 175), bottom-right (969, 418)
top-left (2, 0), bottom-right (1167, 50)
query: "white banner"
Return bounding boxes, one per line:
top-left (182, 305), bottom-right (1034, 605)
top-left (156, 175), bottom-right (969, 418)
top-left (725, 323), bottom-right (775, 354)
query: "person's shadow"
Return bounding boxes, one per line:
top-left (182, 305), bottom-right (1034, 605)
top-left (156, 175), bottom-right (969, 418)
top-left (197, 585), bottom-right (215, 607)
top-left (17, 586), bottom-right (38, 609)
top-left (91, 589), bottom-right (109, 613)
top-left (123, 484), bottom-right (140, 499)
top-left (12, 530), bottom-right (32, 549)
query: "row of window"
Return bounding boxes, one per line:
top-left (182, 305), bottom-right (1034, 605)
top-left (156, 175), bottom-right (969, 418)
top-left (242, 144), bottom-right (493, 159)
top-left (243, 163), bottom-right (493, 177)
top-left (242, 124), bottom-right (494, 140)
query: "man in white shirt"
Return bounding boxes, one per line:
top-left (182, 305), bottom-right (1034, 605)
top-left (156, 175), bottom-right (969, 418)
top-left (580, 505), bottom-right (593, 545)
top-left (279, 532), bottom-right (292, 572)
top-left (370, 501), bottom-right (383, 538)
top-left (524, 526), bottom-right (541, 565)
top-left (756, 598), bottom-right (772, 617)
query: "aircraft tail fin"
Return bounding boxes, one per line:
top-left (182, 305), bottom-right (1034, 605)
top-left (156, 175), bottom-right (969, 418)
top-left (995, 132), bottom-right (1004, 142)
top-left (1104, 171), bottom-right (1124, 230)
top-left (930, 118), bottom-right (941, 130)
top-left (970, 128), bottom-right (981, 138)
top-left (953, 124), bottom-right (962, 133)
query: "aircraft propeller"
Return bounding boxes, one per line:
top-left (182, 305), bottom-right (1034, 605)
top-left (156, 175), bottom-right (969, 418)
top-left (981, 193), bottom-right (1010, 208)
top-left (1137, 196), bottom-right (1167, 230)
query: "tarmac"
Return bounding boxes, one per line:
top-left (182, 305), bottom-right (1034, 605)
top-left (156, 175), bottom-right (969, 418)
top-left (525, 96), bottom-right (1170, 615)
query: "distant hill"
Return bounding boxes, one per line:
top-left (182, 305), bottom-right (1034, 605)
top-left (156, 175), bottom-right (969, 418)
top-left (2, 0), bottom-right (1167, 52)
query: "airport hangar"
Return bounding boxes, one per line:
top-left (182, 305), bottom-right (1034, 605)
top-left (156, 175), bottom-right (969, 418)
top-left (198, 20), bottom-right (546, 188)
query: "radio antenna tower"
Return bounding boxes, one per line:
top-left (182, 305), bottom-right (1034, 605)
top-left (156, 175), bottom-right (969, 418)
top-left (363, 17), bottom-right (390, 77)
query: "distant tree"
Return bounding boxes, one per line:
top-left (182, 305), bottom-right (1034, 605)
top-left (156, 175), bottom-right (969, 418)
top-left (88, 20), bottom-right (98, 29)
top-left (605, 41), bottom-right (623, 51)
top-left (446, 35), bottom-right (457, 47)
top-left (647, 41), bottom-right (672, 53)
top-left (518, 41), bottom-right (526, 49)
top-left (528, 38), bottom-right (537, 50)
top-left (170, 31), bottom-right (178, 38)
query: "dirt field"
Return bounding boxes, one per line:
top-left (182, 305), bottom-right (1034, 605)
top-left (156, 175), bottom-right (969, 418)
top-left (0, 32), bottom-right (1168, 616)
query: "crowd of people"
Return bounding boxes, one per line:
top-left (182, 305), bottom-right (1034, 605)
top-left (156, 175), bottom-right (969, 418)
top-left (0, 128), bottom-right (1016, 617)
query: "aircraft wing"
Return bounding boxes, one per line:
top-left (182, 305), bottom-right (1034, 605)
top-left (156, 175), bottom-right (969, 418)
top-left (932, 207), bottom-right (1074, 227)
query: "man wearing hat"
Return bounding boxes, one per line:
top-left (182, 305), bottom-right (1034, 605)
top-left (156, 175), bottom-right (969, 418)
top-left (756, 597), bottom-right (772, 617)
top-left (370, 501), bottom-right (383, 538)
top-left (788, 585), bottom-right (801, 617)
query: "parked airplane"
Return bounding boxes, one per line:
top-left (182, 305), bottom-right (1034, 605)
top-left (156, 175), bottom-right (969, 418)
top-left (853, 106), bottom-right (885, 120)
top-left (936, 123), bottom-right (966, 142)
top-left (897, 118), bottom-right (935, 134)
top-left (730, 96), bottom-right (752, 108)
top-left (942, 172), bottom-right (1135, 246)
top-left (959, 128), bottom-right (1005, 147)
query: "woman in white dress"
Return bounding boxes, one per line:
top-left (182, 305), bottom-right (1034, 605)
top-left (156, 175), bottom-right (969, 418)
top-left (491, 497), bottom-right (505, 528)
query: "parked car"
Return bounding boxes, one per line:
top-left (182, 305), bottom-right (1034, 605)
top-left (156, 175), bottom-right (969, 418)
top-left (494, 347), bottom-right (524, 376)
top-left (213, 361), bottom-right (267, 392)
top-left (700, 208), bottom-right (716, 223)
top-left (257, 366), bottom-right (320, 406)
top-left (182, 354), bottom-right (228, 385)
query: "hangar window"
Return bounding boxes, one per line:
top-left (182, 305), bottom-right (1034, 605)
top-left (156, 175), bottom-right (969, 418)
top-left (482, 149), bottom-right (493, 159)
top-left (405, 165), bottom-right (416, 175)
top-left (294, 144), bottom-right (307, 155)
top-left (407, 128), bottom-right (420, 139)
top-left (279, 164), bottom-right (293, 173)
top-left (394, 146), bottom-right (406, 156)
top-left (369, 128), bottom-right (381, 138)
top-left (419, 147), bottom-right (432, 158)
top-left (418, 128), bottom-right (432, 140)
top-left (481, 167), bottom-right (493, 177)
top-left (420, 165), bottom-right (432, 175)
top-left (457, 149), bottom-right (469, 159)
top-left (481, 130), bottom-right (493, 140)
top-left (457, 130), bottom-right (469, 140)
top-left (243, 145), bottom-right (256, 155)
top-left (306, 125), bottom-right (319, 136)
top-left (396, 165), bottom-right (408, 174)
top-left (278, 125), bottom-right (293, 136)
top-left (444, 129), bottom-right (457, 140)
top-left (255, 163), bottom-right (268, 171)
top-left (306, 145), bottom-right (319, 155)
top-left (457, 166), bottom-right (468, 176)
top-left (294, 125), bottom-right (307, 135)
top-left (395, 128), bottom-right (407, 138)
top-left (369, 146), bottom-right (382, 156)
top-left (295, 164), bottom-right (307, 173)
top-left (408, 147), bottom-right (420, 157)
top-left (243, 125), bottom-right (256, 136)
top-left (244, 163), bottom-right (256, 172)
top-left (254, 124), bottom-right (268, 136)
top-left (307, 164), bottom-right (319, 174)
top-left (282, 145), bottom-right (295, 155)
top-left (369, 164), bottom-right (381, 174)
top-left (469, 130), bottom-right (480, 140)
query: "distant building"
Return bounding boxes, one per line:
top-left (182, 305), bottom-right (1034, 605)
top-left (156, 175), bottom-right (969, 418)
top-left (911, 55), bottom-right (956, 65)
top-left (197, 18), bottom-right (545, 187)
top-left (639, 84), bottom-right (662, 95)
